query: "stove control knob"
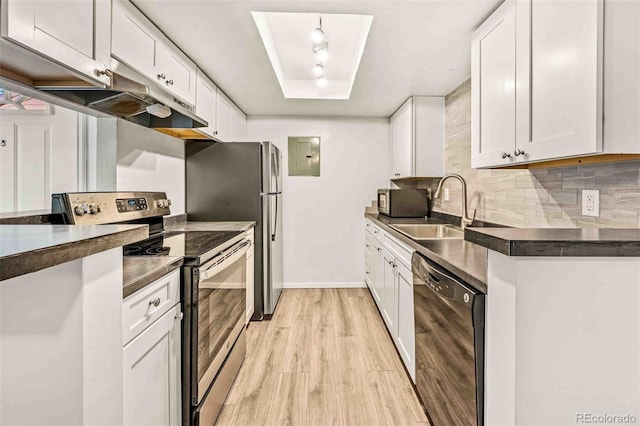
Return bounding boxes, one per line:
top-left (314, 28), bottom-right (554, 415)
top-left (74, 205), bottom-right (85, 216)
top-left (156, 200), bottom-right (165, 208)
top-left (167, 199), bottom-right (172, 206)
top-left (89, 204), bottom-right (98, 215)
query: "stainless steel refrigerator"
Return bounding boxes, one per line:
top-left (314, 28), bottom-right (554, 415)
top-left (185, 142), bottom-right (283, 320)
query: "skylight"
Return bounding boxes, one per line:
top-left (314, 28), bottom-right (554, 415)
top-left (252, 12), bottom-right (373, 100)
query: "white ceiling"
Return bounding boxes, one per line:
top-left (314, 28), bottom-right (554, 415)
top-left (132, 0), bottom-right (501, 117)
top-left (252, 12), bottom-right (373, 100)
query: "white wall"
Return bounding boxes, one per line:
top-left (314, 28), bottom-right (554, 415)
top-left (116, 119), bottom-right (186, 215)
top-left (248, 116), bottom-right (389, 288)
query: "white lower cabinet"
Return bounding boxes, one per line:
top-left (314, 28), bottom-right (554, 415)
top-left (123, 304), bottom-right (181, 426)
top-left (363, 219), bottom-right (416, 381)
top-left (123, 270), bottom-right (182, 426)
top-left (381, 247), bottom-right (398, 338)
top-left (396, 262), bottom-right (415, 382)
top-left (364, 233), bottom-right (374, 288)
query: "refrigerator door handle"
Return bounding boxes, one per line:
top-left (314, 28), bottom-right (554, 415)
top-left (271, 194), bottom-right (278, 242)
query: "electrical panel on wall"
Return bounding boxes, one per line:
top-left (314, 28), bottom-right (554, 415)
top-left (288, 136), bottom-right (320, 176)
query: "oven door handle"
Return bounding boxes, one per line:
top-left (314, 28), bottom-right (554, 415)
top-left (198, 239), bottom-right (251, 281)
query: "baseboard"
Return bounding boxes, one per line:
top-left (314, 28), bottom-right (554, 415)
top-left (283, 281), bottom-right (366, 289)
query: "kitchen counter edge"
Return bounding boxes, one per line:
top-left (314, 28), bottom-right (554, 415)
top-left (465, 227), bottom-right (640, 257)
top-left (0, 224), bottom-right (149, 281)
top-left (364, 213), bottom-right (488, 293)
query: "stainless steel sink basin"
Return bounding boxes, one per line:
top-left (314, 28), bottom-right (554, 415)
top-left (390, 224), bottom-right (464, 240)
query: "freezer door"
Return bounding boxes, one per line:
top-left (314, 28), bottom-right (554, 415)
top-left (262, 191), bottom-right (283, 316)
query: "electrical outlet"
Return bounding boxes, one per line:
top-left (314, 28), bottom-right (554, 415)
top-left (444, 187), bottom-right (450, 202)
top-left (582, 189), bottom-right (600, 217)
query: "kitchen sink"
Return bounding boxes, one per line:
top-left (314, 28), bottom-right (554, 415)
top-left (389, 224), bottom-right (464, 240)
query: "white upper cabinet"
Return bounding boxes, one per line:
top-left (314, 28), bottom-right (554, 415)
top-left (390, 98), bottom-right (413, 179)
top-left (1, 0), bottom-right (111, 86)
top-left (515, 0), bottom-right (602, 162)
top-left (156, 39), bottom-right (197, 105)
top-left (111, 0), bottom-right (196, 105)
top-left (111, 0), bottom-right (159, 81)
top-left (472, 0), bottom-right (639, 168)
top-left (215, 91), bottom-right (233, 142)
top-left (231, 106), bottom-right (247, 142)
top-left (390, 96), bottom-right (445, 180)
top-left (471, 0), bottom-right (516, 168)
top-left (195, 70), bottom-right (216, 138)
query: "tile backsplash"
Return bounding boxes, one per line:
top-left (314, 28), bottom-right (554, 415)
top-left (431, 78), bottom-right (640, 228)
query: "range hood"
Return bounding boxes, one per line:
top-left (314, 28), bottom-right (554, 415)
top-left (36, 63), bottom-right (207, 131)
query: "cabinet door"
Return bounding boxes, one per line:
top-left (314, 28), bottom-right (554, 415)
top-left (231, 108), bottom-right (247, 142)
top-left (390, 99), bottom-right (413, 179)
top-left (364, 234), bottom-right (374, 289)
top-left (195, 73), bottom-right (216, 137)
top-left (123, 305), bottom-right (181, 426)
top-left (396, 263), bottom-right (415, 383)
top-left (389, 113), bottom-right (402, 179)
top-left (381, 248), bottom-right (398, 338)
top-left (3, 0), bottom-right (111, 85)
top-left (471, 0), bottom-right (517, 168)
top-left (0, 117), bottom-right (53, 212)
top-left (157, 40), bottom-right (197, 105)
top-left (111, 0), bottom-right (160, 82)
top-left (371, 242), bottom-right (384, 307)
top-left (215, 91), bottom-right (233, 142)
top-left (515, 0), bottom-right (603, 161)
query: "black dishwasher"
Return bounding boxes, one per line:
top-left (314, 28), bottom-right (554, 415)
top-left (412, 252), bottom-right (485, 426)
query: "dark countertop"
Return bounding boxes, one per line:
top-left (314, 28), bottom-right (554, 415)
top-left (0, 224), bottom-right (149, 281)
top-left (465, 227), bottom-right (640, 257)
top-left (123, 256), bottom-right (184, 298)
top-left (0, 209), bottom-right (62, 224)
top-left (165, 221), bottom-right (256, 232)
top-left (365, 213), bottom-right (488, 293)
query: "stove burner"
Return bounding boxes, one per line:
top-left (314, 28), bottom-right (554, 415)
top-left (146, 246), bottom-right (171, 256)
top-left (124, 246), bottom-right (142, 256)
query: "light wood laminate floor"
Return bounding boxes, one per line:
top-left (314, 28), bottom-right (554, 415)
top-left (216, 288), bottom-right (429, 426)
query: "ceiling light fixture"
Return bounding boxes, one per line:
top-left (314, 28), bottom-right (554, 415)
top-left (311, 17), bottom-right (324, 43)
top-left (313, 41), bottom-right (329, 62)
top-left (313, 63), bottom-right (324, 76)
top-left (316, 75), bottom-right (327, 87)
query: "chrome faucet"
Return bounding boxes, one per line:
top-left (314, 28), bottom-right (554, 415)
top-left (434, 173), bottom-right (476, 229)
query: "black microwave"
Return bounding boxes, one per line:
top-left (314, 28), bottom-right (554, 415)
top-left (377, 189), bottom-right (428, 218)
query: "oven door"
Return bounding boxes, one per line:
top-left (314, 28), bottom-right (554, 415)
top-left (193, 239), bottom-right (250, 405)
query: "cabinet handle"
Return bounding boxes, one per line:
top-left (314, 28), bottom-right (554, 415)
top-left (94, 68), bottom-right (112, 77)
top-left (214, 130), bottom-right (218, 135)
top-left (157, 73), bottom-right (166, 80)
top-left (376, 247), bottom-right (381, 252)
top-left (1, 139), bottom-right (6, 147)
top-left (175, 312), bottom-right (184, 321)
top-left (149, 298), bottom-right (161, 307)
top-left (501, 152), bottom-right (512, 159)
top-left (166, 79), bottom-right (174, 86)
top-left (514, 148), bottom-right (526, 157)
top-left (366, 244), bottom-right (371, 248)
top-left (394, 173), bottom-right (400, 177)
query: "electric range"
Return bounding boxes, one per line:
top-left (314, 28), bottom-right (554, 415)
top-left (52, 191), bottom-right (250, 426)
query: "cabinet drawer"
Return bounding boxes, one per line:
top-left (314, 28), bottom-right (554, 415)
top-left (123, 269), bottom-right (180, 345)
top-left (383, 234), bottom-right (413, 269)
